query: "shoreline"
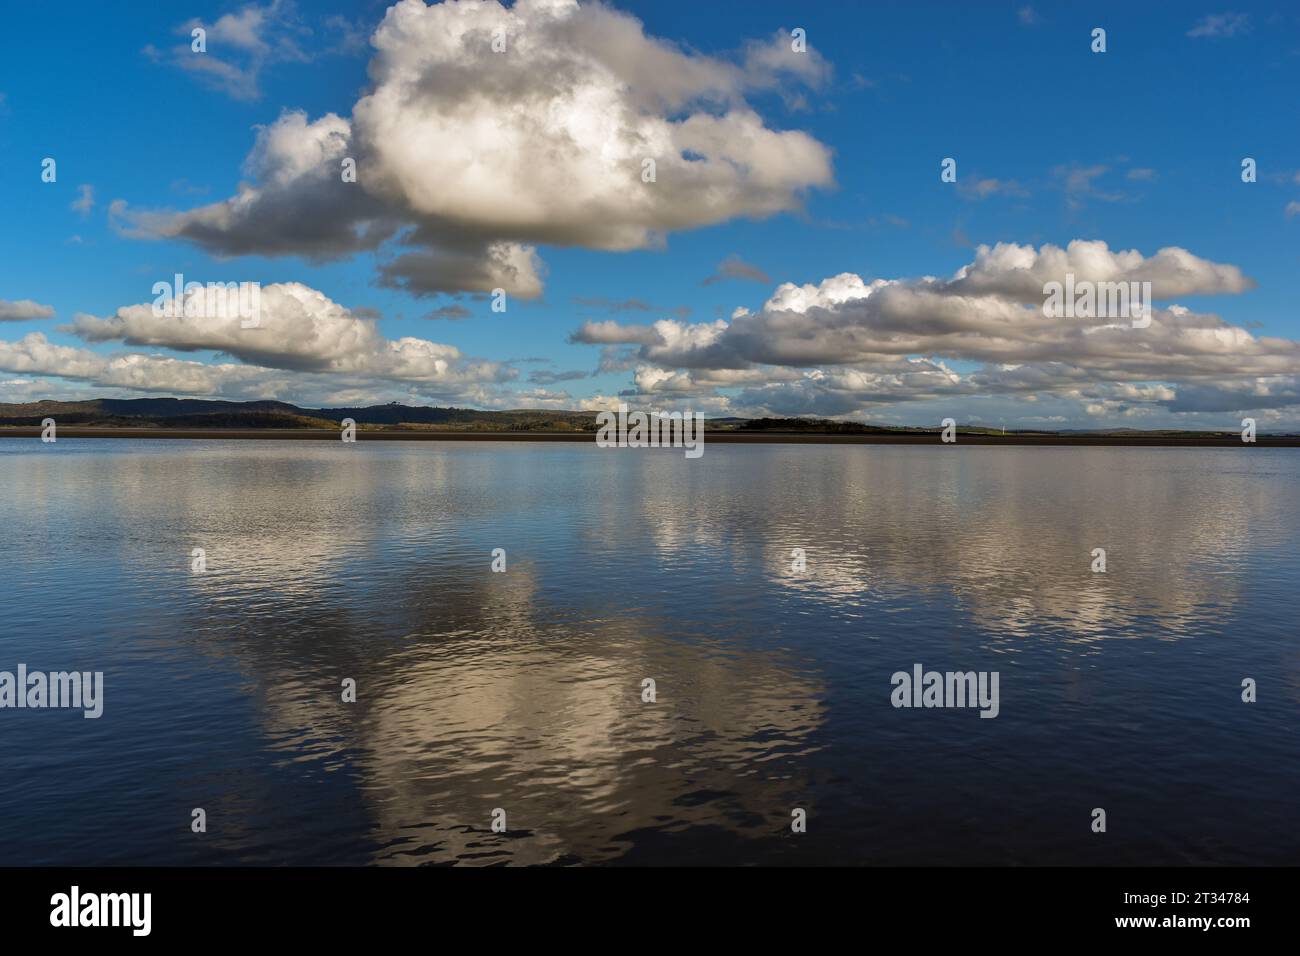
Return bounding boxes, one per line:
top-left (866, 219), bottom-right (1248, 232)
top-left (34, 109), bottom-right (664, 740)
top-left (1, 427), bottom-right (1297, 447)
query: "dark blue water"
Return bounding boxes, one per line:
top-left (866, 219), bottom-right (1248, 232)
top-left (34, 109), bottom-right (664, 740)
top-left (0, 439), bottom-right (1295, 865)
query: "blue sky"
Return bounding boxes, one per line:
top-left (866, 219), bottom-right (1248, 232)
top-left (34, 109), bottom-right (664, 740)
top-left (1, 0), bottom-right (1298, 427)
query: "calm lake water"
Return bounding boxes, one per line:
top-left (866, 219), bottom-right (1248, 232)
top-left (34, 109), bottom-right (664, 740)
top-left (0, 439), bottom-right (1296, 866)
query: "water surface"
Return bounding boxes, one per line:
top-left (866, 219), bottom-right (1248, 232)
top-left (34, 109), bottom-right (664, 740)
top-left (0, 439), bottom-right (1296, 865)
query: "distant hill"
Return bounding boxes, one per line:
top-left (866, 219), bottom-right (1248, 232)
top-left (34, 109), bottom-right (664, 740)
top-left (0, 398), bottom-right (1293, 438)
top-left (0, 398), bottom-right (600, 432)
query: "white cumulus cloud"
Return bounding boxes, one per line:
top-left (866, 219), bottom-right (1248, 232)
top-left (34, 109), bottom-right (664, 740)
top-left (121, 0), bottom-right (833, 299)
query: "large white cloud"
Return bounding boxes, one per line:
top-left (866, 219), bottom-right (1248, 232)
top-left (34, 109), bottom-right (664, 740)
top-left (0, 332), bottom-right (266, 395)
top-left (120, 0), bottom-right (833, 298)
top-left (943, 240), bottom-right (1253, 301)
top-left (571, 240), bottom-right (1300, 421)
top-left (0, 328), bottom-right (531, 409)
top-left (0, 279), bottom-right (533, 408)
top-left (71, 282), bottom-right (511, 387)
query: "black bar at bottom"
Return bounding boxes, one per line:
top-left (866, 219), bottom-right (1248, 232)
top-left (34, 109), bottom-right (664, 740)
top-left (0, 866), bottom-right (1278, 941)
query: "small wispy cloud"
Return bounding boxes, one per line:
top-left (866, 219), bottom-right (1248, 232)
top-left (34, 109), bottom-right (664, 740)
top-left (423, 304), bottom-right (472, 321)
top-left (1187, 13), bottom-right (1251, 38)
top-left (574, 296), bottom-right (653, 313)
top-left (0, 299), bottom-right (55, 322)
top-left (1054, 163), bottom-right (1124, 209)
top-left (143, 0), bottom-right (361, 101)
top-left (70, 184), bottom-right (95, 218)
top-left (1017, 6), bottom-right (1040, 27)
top-left (959, 177), bottom-right (1030, 201)
top-left (702, 254), bottom-right (771, 286)
top-left (169, 179), bottom-right (210, 197)
top-left (528, 369), bottom-right (589, 385)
